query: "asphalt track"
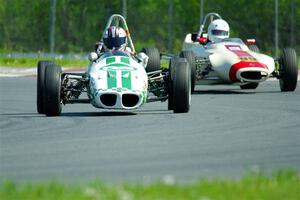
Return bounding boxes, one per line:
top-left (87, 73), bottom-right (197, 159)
top-left (0, 77), bottom-right (299, 183)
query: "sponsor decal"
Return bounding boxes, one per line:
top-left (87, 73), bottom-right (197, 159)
top-left (225, 45), bottom-right (257, 61)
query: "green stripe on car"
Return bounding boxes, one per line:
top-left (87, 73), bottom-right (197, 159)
top-left (121, 70), bottom-right (132, 90)
top-left (107, 70), bottom-right (117, 89)
top-left (106, 57), bottom-right (116, 64)
top-left (121, 57), bottom-right (130, 64)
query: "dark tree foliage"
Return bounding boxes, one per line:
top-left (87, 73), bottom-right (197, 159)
top-left (0, 0), bottom-right (298, 55)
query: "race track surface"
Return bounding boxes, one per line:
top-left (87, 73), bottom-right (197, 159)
top-left (0, 77), bottom-right (299, 182)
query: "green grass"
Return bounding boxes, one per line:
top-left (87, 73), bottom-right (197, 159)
top-left (1, 170), bottom-right (299, 200)
top-left (0, 57), bottom-right (88, 68)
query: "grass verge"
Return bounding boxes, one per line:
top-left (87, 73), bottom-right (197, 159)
top-left (0, 57), bottom-right (87, 68)
top-left (1, 170), bottom-right (299, 200)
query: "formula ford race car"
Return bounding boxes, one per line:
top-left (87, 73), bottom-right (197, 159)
top-left (180, 13), bottom-right (298, 92)
top-left (37, 14), bottom-right (191, 116)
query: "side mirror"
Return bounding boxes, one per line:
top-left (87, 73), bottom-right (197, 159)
top-left (191, 33), bottom-right (198, 42)
top-left (88, 52), bottom-right (98, 62)
top-left (245, 39), bottom-right (256, 45)
top-left (197, 37), bottom-right (208, 45)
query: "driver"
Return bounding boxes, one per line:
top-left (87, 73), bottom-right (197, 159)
top-left (207, 19), bottom-right (230, 43)
top-left (92, 26), bottom-right (148, 68)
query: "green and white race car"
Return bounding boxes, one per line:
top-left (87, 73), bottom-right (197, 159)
top-left (37, 14), bottom-right (191, 116)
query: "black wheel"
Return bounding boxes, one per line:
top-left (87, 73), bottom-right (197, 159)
top-left (37, 61), bottom-right (53, 114)
top-left (172, 58), bottom-right (191, 113)
top-left (279, 48), bottom-right (298, 92)
top-left (248, 45), bottom-right (260, 53)
top-left (180, 50), bottom-right (196, 92)
top-left (168, 59), bottom-right (174, 110)
top-left (240, 82), bottom-right (259, 89)
top-left (44, 63), bottom-right (62, 116)
top-left (141, 47), bottom-right (160, 72)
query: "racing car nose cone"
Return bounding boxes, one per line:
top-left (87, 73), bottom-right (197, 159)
top-left (229, 61), bottom-right (268, 82)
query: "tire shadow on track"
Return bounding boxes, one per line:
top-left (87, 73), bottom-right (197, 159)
top-left (192, 89), bottom-right (284, 95)
top-left (192, 89), bottom-right (254, 95)
top-left (0, 113), bottom-right (41, 118)
top-left (0, 110), bottom-right (171, 118)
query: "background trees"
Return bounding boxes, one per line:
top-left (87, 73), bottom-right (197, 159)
top-left (0, 0), bottom-right (298, 56)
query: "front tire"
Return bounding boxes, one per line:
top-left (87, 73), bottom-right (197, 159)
top-left (141, 47), bottom-right (160, 72)
top-left (172, 58), bottom-right (191, 113)
top-left (279, 48), bottom-right (298, 92)
top-left (44, 63), bottom-right (62, 116)
top-left (180, 50), bottom-right (196, 92)
top-left (37, 61), bottom-right (53, 114)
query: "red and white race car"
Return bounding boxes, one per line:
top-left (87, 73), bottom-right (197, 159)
top-left (180, 12), bottom-right (298, 92)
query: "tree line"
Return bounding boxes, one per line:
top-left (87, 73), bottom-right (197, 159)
top-left (0, 0), bottom-right (298, 56)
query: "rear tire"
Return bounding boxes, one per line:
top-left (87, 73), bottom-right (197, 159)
top-left (180, 50), bottom-right (196, 92)
top-left (141, 47), bottom-right (160, 72)
top-left (37, 61), bottom-right (53, 114)
top-left (44, 63), bottom-right (62, 116)
top-left (172, 58), bottom-right (191, 113)
top-left (279, 48), bottom-right (298, 92)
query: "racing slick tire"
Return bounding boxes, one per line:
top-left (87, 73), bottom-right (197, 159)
top-left (279, 48), bottom-right (298, 92)
top-left (168, 58), bottom-right (175, 110)
top-left (240, 82), bottom-right (259, 90)
top-left (141, 47), bottom-right (160, 72)
top-left (37, 60), bottom-right (53, 114)
top-left (180, 50), bottom-right (196, 92)
top-left (172, 58), bottom-right (191, 113)
top-left (248, 45), bottom-right (260, 53)
top-left (44, 63), bottom-right (62, 116)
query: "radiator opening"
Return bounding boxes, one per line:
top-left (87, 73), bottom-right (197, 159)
top-left (100, 94), bottom-right (117, 106)
top-left (122, 94), bottom-right (139, 107)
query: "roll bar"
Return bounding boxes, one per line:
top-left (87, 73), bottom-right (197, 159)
top-left (197, 12), bottom-right (222, 39)
top-left (101, 14), bottom-right (135, 53)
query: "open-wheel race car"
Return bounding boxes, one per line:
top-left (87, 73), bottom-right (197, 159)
top-left (37, 14), bottom-right (191, 116)
top-left (180, 12), bottom-right (298, 92)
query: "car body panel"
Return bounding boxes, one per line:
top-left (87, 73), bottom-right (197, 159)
top-left (87, 52), bottom-right (148, 109)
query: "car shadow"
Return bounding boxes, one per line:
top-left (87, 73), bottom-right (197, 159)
top-left (61, 111), bottom-right (136, 117)
top-left (192, 89), bottom-right (254, 95)
top-left (0, 111), bottom-right (136, 118)
top-left (0, 113), bottom-right (41, 118)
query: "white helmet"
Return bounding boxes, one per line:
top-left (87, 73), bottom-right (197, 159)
top-left (208, 19), bottom-right (229, 42)
top-left (103, 26), bottom-right (127, 50)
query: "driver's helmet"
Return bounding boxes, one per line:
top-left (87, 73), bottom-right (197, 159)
top-left (208, 19), bottom-right (229, 42)
top-left (103, 26), bottom-right (127, 50)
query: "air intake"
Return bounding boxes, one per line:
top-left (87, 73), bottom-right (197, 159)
top-left (100, 94), bottom-right (117, 106)
top-left (122, 94), bottom-right (139, 107)
top-left (240, 71), bottom-right (267, 80)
